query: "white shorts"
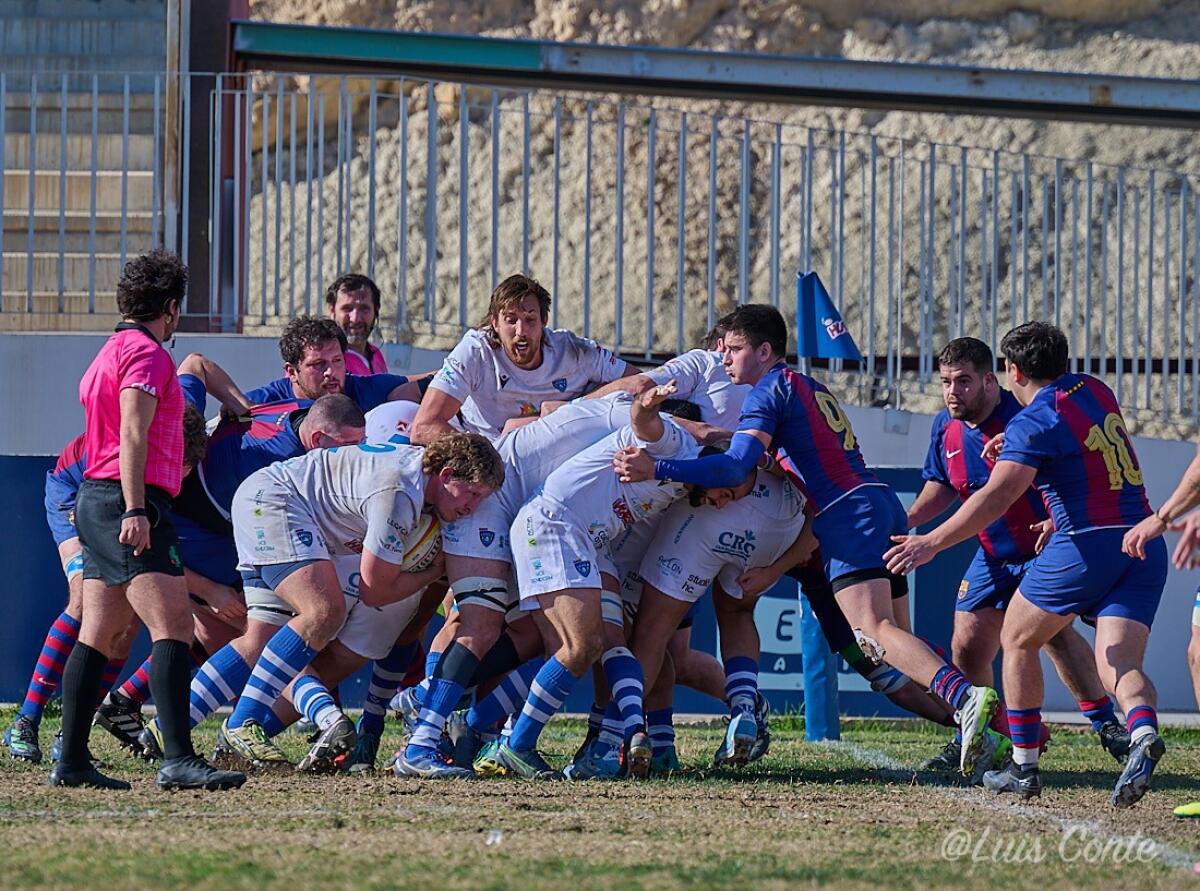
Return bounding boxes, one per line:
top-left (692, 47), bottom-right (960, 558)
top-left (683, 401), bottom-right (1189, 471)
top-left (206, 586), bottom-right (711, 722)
top-left (243, 554), bottom-right (360, 627)
top-left (511, 498), bottom-right (616, 606)
top-left (233, 477), bottom-right (330, 569)
top-left (441, 489), bottom-right (516, 565)
top-left (605, 519), bottom-right (658, 622)
top-left (637, 497), bottom-right (801, 604)
top-left (338, 595), bottom-right (421, 661)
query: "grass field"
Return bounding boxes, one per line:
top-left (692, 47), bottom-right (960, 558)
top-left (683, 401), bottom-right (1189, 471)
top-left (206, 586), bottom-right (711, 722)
top-left (1, 711), bottom-right (1198, 890)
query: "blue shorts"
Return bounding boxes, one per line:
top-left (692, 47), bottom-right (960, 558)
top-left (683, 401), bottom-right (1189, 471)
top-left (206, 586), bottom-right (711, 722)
top-left (1018, 530), bottom-right (1167, 628)
top-left (814, 484), bottom-right (908, 588)
top-left (955, 549), bottom-right (1036, 613)
top-left (173, 512), bottom-right (241, 588)
top-left (43, 471), bottom-right (79, 546)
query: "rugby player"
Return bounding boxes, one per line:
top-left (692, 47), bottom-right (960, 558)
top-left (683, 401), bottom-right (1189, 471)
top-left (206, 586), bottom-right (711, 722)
top-left (613, 305), bottom-right (1000, 776)
top-left (886, 322), bottom-right (1167, 806)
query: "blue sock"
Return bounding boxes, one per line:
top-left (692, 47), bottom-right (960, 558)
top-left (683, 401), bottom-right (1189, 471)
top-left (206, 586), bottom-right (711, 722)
top-left (601, 646), bottom-right (645, 740)
top-left (586, 701), bottom-right (606, 734)
top-left (466, 658), bottom-right (544, 733)
top-left (412, 648), bottom-right (441, 707)
top-left (598, 703), bottom-right (623, 747)
top-left (723, 656), bottom-right (758, 712)
top-left (260, 709), bottom-right (287, 738)
top-left (189, 644), bottom-right (251, 729)
top-left (227, 625), bottom-right (317, 729)
top-left (646, 707), bottom-right (675, 755)
top-left (407, 642), bottom-right (480, 755)
top-left (508, 657), bottom-right (577, 753)
top-left (293, 674), bottom-right (342, 731)
top-left (361, 641), bottom-right (417, 737)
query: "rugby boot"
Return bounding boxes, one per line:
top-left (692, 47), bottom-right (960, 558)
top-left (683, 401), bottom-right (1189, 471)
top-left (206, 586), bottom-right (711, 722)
top-left (714, 707), bottom-right (757, 767)
top-left (157, 754), bottom-right (247, 791)
top-left (650, 745), bottom-right (681, 776)
top-left (393, 745), bottom-right (474, 779)
top-left (93, 691), bottom-right (147, 756)
top-left (747, 692), bottom-right (772, 763)
top-left (955, 685), bottom-right (999, 777)
top-left (296, 715), bottom-right (357, 773)
top-left (1173, 801), bottom-right (1200, 818)
top-left (472, 738), bottom-right (506, 776)
top-left (390, 687), bottom-right (422, 738)
top-left (4, 715), bottom-right (42, 764)
top-left (48, 761), bottom-right (130, 790)
top-left (624, 730), bottom-right (653, 779)
top-left (921, 737), bottom-right (962, 772)
top-left (564, 739), bottom-right (623, 780)
top-left (342, 726), bottom-right (382, 773)
top-left (1098, 718), bottom-right (1132, 764)
top-left (968, 730), bottom-right (1009, 786)
top-left (492, 741), bottom-right (561, 780)
top-left (1111, 732), bottom-right (1166, 808)
top-left (50, 730), bottom-right (101, 768)
top-left (220, 718), bottom-right (292, 771)
top-left (137, 720), bottom-right (164, 762)
top-left (982, 761), bottom-right (1042, 799)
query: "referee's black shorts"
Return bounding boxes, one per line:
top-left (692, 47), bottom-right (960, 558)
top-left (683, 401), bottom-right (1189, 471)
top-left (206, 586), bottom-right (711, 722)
top-left (74, 480), bottom-right (184, 586)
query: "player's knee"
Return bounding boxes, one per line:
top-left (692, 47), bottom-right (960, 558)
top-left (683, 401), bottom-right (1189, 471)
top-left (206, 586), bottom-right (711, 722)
top-left (1188, 634), bottom-right (1200, 672)
top-left (303, 597), bottom-right (347, 647)
top-left (560, 635), bottom-right (603, 674)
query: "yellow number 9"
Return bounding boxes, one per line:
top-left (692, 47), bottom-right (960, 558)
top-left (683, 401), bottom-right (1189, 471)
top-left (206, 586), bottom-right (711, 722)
top-left (814, 391), bottom-right (857, 451)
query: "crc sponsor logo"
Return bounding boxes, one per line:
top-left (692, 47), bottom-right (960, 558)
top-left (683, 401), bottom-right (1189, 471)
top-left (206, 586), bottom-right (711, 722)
top-left (587, 521), bottom-right (610, 549)
top-left (479, 528), bottom-right (496, 547)
top-left (574, 559), bottom-right (592, 578)
top-left (715, 530), bottom-right (756, 559)
top-left (345, 572), bottom-right (362, 597)
top-left (657, 556), bottom-right (683, 578)
top-left (612, 498), bottom-right (637, 528)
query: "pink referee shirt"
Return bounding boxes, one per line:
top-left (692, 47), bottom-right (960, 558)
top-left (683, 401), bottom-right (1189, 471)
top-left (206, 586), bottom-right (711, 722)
top-left (79, 326), bottom-right (185, 497)
top-left (344, 342), bottom-right (388, 376)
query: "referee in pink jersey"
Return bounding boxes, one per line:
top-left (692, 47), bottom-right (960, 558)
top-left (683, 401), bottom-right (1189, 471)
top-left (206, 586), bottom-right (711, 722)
top-left (50, 250), bottom-right (244, 791)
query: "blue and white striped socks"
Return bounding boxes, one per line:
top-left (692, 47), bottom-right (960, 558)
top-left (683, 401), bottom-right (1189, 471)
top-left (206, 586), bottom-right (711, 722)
top-left (293, 674), bottom-right (342, 731)
top-left (188, 644), bottom-right (252, 728)
top-left (466, 658), bottom-right (544, 734)
top-left (227, 625), bottom-right (317, 729)
top-left (508, 657), bottom-right (577, 753)
top-left (361, 641), bottom-right (417, 737)
top-left (723, 656), bottom-right (758, 713)
top-left (601, 646), bottom-right (645, 741)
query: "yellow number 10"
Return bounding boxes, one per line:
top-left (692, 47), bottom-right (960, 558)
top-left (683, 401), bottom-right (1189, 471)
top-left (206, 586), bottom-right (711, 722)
top-left (814, 391), bottom-right (857, 451)
top-left (1083, 413), bottom-right (1143, 490)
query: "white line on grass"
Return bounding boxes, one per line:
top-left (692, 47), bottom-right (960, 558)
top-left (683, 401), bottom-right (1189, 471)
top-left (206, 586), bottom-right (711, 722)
top-left (823, 740), bottom-right (1199, 873)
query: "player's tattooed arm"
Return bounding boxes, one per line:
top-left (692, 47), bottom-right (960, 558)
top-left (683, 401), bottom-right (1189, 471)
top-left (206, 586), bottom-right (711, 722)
top-left (1124, 444), bottom-right (1200, 560)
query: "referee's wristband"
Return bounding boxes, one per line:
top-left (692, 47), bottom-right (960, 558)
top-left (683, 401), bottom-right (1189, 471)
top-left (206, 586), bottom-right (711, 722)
top-left (120, 508), bottom-right (148, 520)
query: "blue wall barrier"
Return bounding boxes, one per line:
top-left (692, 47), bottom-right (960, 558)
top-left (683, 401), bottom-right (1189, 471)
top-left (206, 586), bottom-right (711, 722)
top-left (2, 457), bottom-right (974, 721)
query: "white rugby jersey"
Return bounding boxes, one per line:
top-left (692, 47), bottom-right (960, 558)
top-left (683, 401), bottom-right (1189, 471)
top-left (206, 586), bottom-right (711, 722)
top-left (644, 349), bottom-right (749, 432)
top-left (540, 419), bottom-right (699, 547)
top-left (428, 327), bottom-right (628, 439)
top-left (239, 442), bottom-right (427, 564)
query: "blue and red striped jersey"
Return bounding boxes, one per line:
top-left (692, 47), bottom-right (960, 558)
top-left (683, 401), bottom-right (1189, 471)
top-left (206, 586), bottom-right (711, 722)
top-left (51, 434), bottom-right (87, 490)
top-left (738, 362), bottom-right (881, 513)
top-left (999, 373), bottom-right (1151, 533)
top-left (923, 390), bottom-right (1048, 561)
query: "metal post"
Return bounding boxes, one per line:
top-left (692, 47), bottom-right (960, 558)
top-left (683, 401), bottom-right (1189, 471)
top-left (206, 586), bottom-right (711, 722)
top-left (1116, 168), bottom-right (1126, 403)
top-left (367, 79), bottom-right (378, 280)
top-left (260, 89), bottom-right (269, 324)
top-left (615, 103), bottom-right (626, 348)
top-left (303, 86), bottom-right (313, 314)
top-left (1146, 172), bottom-right (1155, 408)
top-left (707, 116), bottom-right (718, 331)
top-left (1178, 181), bottom-right (1188, 414)
top-left (769, 123), bottom-right (781, 308)
top-left (424, 82), bottom-right (437, 332)
top-left (273, 81), bottom-right (283, 317)
top-left (58, 75), bottom-right (67, 309)
top-left (398, 86), bottom-right (409, 332)
top-left (522, 92), bottom-right (530, 275)
top-left (24, 73), bottom-right (36, 311)
top-left (675, 112), bottom-right (687, 355)
top-left (738, 118), bottom-right (751, 306)
top-left (1084, 164), bottom-right (1094, 372)
top-left (316, 93), bottom-right (325, 309)
top-left (88, 76), bottom-right (98, 313)
top-left (1054, 159), bottom-right (1063, 326)
top-left (646, 109), bottom-right (657, 358)
top-left (552, 96), bottom-right (561, 329)
top-left (459, 84), bottom-right (469, 330)
top-left (490, 91), bottom-right (499, 292)
top-left (583, 101), bottom-right (593, 338)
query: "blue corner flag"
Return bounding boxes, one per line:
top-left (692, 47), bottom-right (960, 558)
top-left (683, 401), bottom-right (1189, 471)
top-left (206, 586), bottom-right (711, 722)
top-left (795, 271), bottom-right (862, 361)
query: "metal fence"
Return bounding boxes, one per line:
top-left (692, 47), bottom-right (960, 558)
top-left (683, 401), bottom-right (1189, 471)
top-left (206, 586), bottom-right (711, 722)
top-left (3, 68), bottom-right (1200, 426)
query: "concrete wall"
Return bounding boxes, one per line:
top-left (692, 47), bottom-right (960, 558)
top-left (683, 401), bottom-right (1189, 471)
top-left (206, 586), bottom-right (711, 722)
top-left (2, 333), bottom-right (1196, 711)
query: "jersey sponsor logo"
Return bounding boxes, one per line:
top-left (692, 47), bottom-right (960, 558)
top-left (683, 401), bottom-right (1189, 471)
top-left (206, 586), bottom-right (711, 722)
top-left (672, 514), bottom-right (696, 544)
top-left (382, 532), bottom-right (404, 553)
top-left (499, 373), bottom-right (510, 389)
top-left (612, 498), bottom-right (637, 528)
top-left (715, 529), bottom-right (756, 559)
top-left (946, 449), bottom-right (963, 459)
top-left (587, 521), bottom-right (610, 548)
top-left (344, 538), bottom-right (364, 554)
top-left (518, 402), bottom-right (539, 417)
top-left (574, 559), bottom-right (592, 577)
top-left (958, 579), bottom-right (970, 600)
top-left (479, 528), bottom-right (496, 547)
top-left (552, 378), bottom-right (568, 392)
top-left (293, 528), bottom-right (313, 548)
top-left (657, 556), bottom-right (683, 577)
top-left (345, 571), bottom-right (362, 597)
top-left (442, 522), bottom-right (462, 545)
top-left (529, 557), bottom-right (553, 585)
